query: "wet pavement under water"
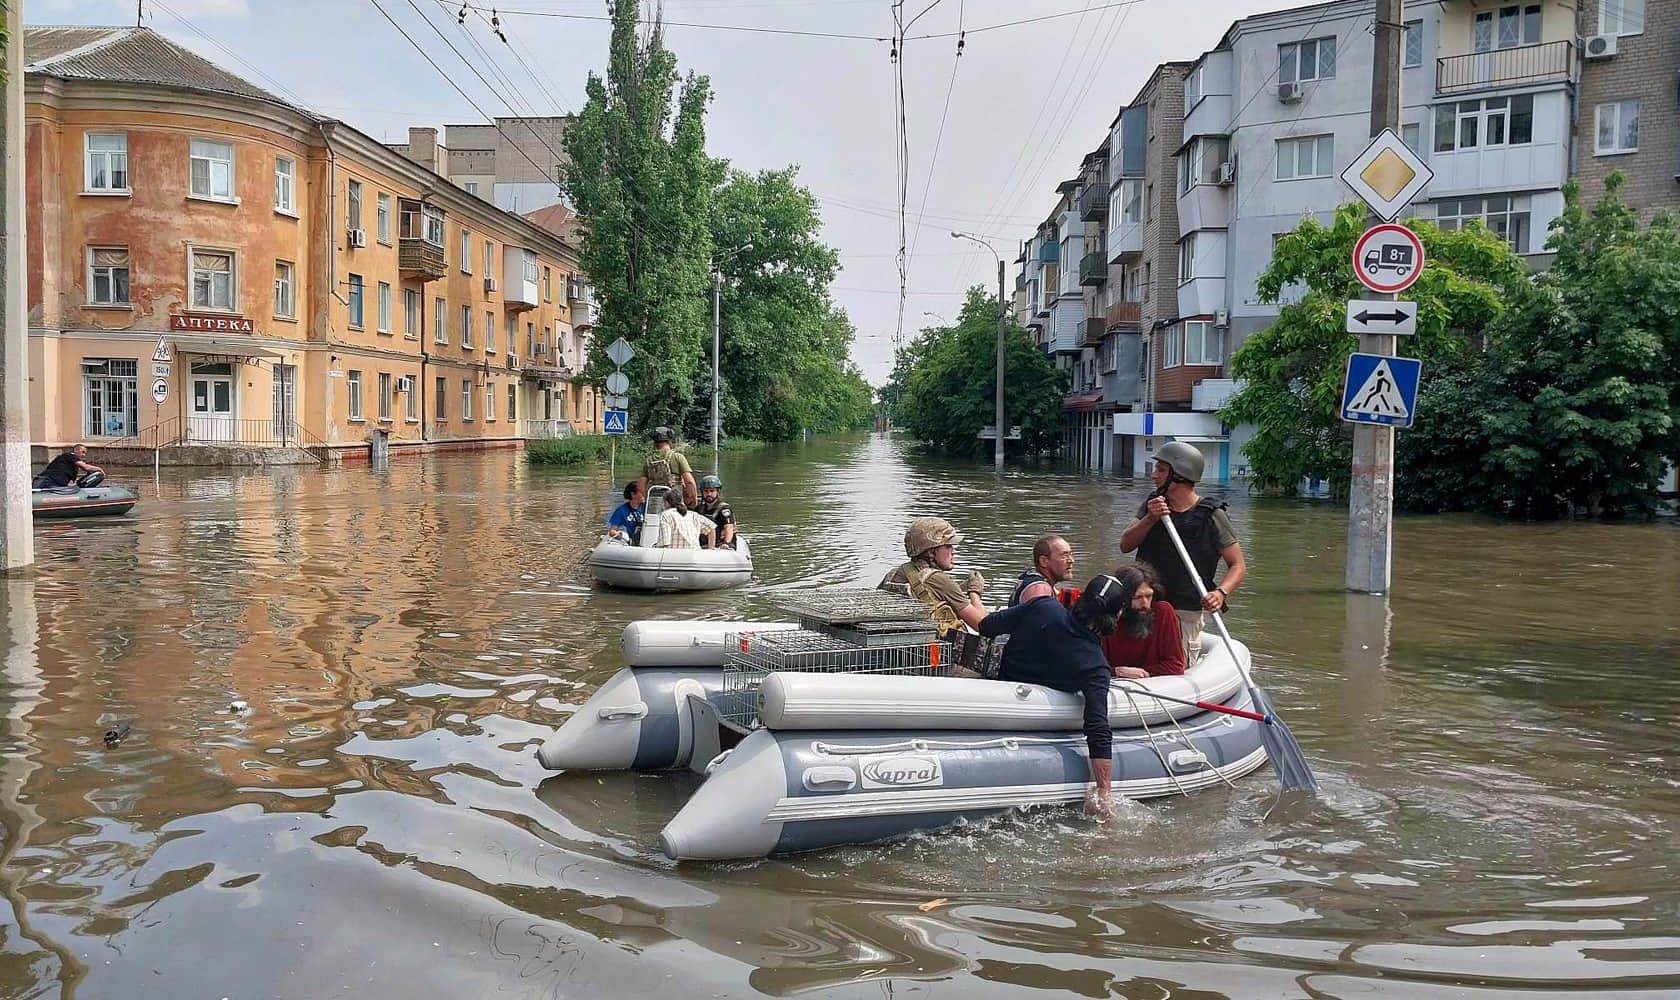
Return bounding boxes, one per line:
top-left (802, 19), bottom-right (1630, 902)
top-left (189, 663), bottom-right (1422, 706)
top-left (1, 432), bottom-right (1677, 999)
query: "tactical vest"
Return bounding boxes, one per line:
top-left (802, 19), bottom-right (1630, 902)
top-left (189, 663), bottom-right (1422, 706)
top-left (1009, 569), bottom-right (1048, 607)
top-left (644, 449), bottom-right (676, 489)
top-left (1137, 498), bottom-right (1228, 610)
top-left (898, 560), bottom-right (964, 639)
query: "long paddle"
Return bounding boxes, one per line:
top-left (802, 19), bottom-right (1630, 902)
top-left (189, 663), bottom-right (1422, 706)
top-left (1153, 496), bottom-right (1318, 791)
top-left (1111, 682), bottom-right (1271, 723)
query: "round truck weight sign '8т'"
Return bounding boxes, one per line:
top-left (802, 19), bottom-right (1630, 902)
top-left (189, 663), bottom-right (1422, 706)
top-left (1352, 224), bottom-right (1425, 295)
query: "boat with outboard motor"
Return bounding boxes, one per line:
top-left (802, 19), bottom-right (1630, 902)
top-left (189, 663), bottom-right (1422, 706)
top-left (587, 487), bottom-right (753, 592)
top-left (537, 591), bottom-right (1270, 860)
top-left (31, 472), bottom-right (137, 518)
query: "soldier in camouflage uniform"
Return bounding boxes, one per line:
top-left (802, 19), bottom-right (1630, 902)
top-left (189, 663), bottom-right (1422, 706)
top-left (878, 516), bottom-right (986, 640)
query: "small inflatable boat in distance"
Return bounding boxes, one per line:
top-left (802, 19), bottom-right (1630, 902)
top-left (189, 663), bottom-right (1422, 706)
top-left (31, 472), bottom-right (137, 519)
top-left (587, 487), bottom-right (753, 592)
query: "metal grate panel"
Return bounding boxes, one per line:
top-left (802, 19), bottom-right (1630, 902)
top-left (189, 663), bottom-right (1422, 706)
top-left (717, 628), bottom-right (948, 729)
top-left (773, 588), bottom-right (931, 625)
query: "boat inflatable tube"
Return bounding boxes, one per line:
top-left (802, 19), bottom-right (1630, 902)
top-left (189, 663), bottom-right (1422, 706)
top-left (621, 619), bottom-right (799, 668)
top-left (30, 484), bottom-right (138, 518)
top-left (588, 535), bottom-right (754, 592)
top-left (759, 634), bottom-right (1245, 732)
top-left (537, 666), bottom-right (728, 771)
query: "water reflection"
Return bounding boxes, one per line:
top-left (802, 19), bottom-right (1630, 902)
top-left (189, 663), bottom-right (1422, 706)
top-left (0, 435), bottom-right (1676, 997)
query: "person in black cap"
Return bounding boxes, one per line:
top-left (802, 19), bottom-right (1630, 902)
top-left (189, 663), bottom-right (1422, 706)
top-left (951, 573), bottom-right (1130, 815)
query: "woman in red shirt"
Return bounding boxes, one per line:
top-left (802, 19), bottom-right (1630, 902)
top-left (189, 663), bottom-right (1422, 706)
top-left (1099, 562), bottom-right (1186, 678)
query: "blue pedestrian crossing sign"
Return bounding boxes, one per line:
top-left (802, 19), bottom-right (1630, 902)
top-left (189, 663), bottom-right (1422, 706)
top-left (603, 409), bottom-right (628, 435)
top-left (1341, 353), bottom-right (1421, 429)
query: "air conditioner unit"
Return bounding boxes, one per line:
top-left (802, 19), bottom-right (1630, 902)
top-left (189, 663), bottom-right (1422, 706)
top-left (1583, 34), bottom-right (1618, 59)
top-left (395, 376), bottom-right (413, 392)
top-left (483, 277), bottom-right (498, 293)
top-left (1215, 308), bottom-right (1229, 328)
top-left (1277, 81), bottom-right (1302, 103)
top-left (1216, 161), bottom-right (1236, 186)
top-left (346, 228), bottom-right (367, 249)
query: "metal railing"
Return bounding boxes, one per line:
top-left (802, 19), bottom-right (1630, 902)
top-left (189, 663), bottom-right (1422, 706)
top-left (108, 415), bottom-right (331, 453)
top-left (522, 419), bottom-right (577, 440)
top-left (1079, 184), bottom-right (1109, 220)
top-left (1079, 250), bottom-right (1107, 286)
top-left (1437, 41), bottom-right (1572, 96)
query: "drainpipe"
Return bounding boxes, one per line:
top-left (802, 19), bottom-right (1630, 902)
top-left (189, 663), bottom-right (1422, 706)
top-left (316, 123), bottom-right (351, 308)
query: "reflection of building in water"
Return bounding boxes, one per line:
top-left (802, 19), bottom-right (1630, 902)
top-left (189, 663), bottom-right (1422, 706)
top-left (23, 26), bottom-right (601, 469)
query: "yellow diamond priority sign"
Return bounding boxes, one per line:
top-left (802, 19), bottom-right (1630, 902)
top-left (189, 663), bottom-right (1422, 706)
top-left (1341, 128), bottom-right (1433, 222)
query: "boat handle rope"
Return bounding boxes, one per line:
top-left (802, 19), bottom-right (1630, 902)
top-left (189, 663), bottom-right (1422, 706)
top-left (812, 735), bottom-right (1084, 756)
top-left (597, 702), bottom-right (648, 722)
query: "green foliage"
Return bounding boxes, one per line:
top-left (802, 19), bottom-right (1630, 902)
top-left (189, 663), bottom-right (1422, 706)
top-left (526, 435), bottom-right (613, 466)
top-left (884, 289), bottom-right (1066, 458)
top-left (1222, 203), bottom-right (1528, 497)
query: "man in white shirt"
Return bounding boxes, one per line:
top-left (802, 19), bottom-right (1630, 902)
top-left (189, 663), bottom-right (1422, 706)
top-left (656, 498), bottom-right (716, 550)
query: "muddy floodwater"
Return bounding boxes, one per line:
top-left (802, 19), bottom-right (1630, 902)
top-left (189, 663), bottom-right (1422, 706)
top-left (2, 433), bottom-right (1677, 998)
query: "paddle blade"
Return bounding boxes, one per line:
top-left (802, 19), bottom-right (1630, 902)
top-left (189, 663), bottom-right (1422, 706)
top-left (1250, 685), bottom-right (1318, 792)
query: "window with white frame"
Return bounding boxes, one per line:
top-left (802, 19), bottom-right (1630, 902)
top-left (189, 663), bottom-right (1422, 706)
top-left (483, 239), bottom-right (493, 278)
top-left (507, 384), bottom-right (517, 423)
top-left (460, 229), bottom-right (472, 273)
top-left (404, 289), bottom-right (419, 339)
top-left (85, 133), bottom-right (129, 192)
top-left (1474, 5), bottom-right (1540, 52)
top-left (435, 298), bottom-right (447, 344)
top-left (1596, 100), bottom-right (1640, 155)
top-left (1179, 137), bottom-right (1228, 194)
top-left (1434, 95), bottom-right (1534, 152)
top-left (1178, 234), bottom-right (1199, 284)
top-left (347, 179), bottom-right (362, 231)
top-left (522, 254), bottom-right (538, 285)
top-left (347, 370), bottom-right (364, 420)
top-left (461, 304), bottom-right (473, 348)
top-left (378, 373), bottom-right (392, 421)
top-left (506, 316), bottom-right (517, 357)
top-left (190, 249), bottom-right (235, 310)
top-left (1184, 320), bottom-right (1222, 366)
top-left (405, 376), bottom-right (418, 420)
top-left (346, 273), bottom-right (364, 328)
top-left (1435, 194), bottom-right (1532, 253)
top-left (543, 266), bottom-right (552, 301)
top-left (462, 379), bottom-right (473, 420)
top-left (464, 181), bottom-right (479, 196)
top-left (377, 281), bottom-right (392, 333)
top-left (1276, 135), bottom-right (1333, 180)
top-left (485, 311), bottom-right (495, 352)
top-left (1161, 327), bottom-right (1182, 369)
top-left (82, 358), bottom-right (138, 437)
top-left (189, 138), bottom-right (234, 200)
top-left (274, 156), bottom-right (295, 212)
top-left (1402, 123), bottom-right (1422, 154)
top-left (1119, 178), bottom-right (1143, 224)
top-left (1600, 0), bottom-right (1645, 36)
top-left (1279, 37), bottom-right (1337, 84)
top-left (486, 384), bottom-right (497, 421)
top-left (1404, 20), bottom-right (1423, 67)
top-left (88, 247), bottom-right (130, 305)
top-left (377, 193), bottom-right (391, 243)
top-left (274, 260), bottom-right (294, 318)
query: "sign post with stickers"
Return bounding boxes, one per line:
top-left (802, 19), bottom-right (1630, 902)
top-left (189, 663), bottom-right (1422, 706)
top-left (605, 338), bottom-right (635, 472)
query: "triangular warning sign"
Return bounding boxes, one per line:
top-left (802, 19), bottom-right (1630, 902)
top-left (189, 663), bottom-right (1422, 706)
top-left (152, 337), bottom-right (175, 363)
top-left (1347, 359), bottom-right (1409, 418)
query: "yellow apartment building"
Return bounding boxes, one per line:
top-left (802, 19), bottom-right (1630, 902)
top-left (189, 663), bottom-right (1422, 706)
top-left (24, 26), bottom-right (601, 464)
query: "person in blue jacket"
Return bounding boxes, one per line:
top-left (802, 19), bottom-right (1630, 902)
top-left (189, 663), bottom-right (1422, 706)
top-left (606, 481), bottom-right (645, 544)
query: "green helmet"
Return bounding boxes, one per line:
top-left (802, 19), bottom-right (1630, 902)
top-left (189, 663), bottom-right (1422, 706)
top-left (904, 516), bottom-right (962, 559)
top-left (650, 426), bottom-right (674, 444)
top-left (699, 475), bottom-right (722, 491)
top-left (1155, 441), bottom-right (1205, 484)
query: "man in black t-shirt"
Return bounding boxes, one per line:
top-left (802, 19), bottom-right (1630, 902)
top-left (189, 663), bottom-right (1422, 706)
top-left (34, 444), bottom-right (103, 489)
top-left (694, 474), bottom-right (736, 548)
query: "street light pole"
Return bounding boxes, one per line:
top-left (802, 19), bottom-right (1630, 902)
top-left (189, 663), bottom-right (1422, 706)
top-left (951, 231), bottom-right (1006, 471)
top-left (711, 267), bottom-right (721, 472)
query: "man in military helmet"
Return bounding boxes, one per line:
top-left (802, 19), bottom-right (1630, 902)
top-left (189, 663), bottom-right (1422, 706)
top-left (1119, 441), bottom-right (1246, 664)
top-left (878, 516), bottom-right (986, 640)
top-left (694, 474), bottom-right (736, 549)
top-left (637, 426), bottom-right (697, 511)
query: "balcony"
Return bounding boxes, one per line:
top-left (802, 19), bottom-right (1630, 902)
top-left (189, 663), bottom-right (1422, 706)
top-left (1079, 184), bottom-right (1108, 221)
top-left (1081, 317), bottom-right (1107, 347)
top-left (1037, 241), bottom-right (1059, 263)
top-left (398, 238), bottom-right (446, 281)
top-left (1192, 378), bottom-right (1239, 412)
top-left (1437, 41), bottom-right (1572, 96)
top-left (503, 248), bottom-right (540, 311)
top-left (1105, 299), bottom-right (1141, 331)
top-left (1079, 250), bottom-right (1107, 287)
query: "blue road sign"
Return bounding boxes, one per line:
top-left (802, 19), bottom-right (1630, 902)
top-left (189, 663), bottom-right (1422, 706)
top-left (1341, 353), bottom-right (1421, 429)
top-left (603, 409), bottom-right (628, 435)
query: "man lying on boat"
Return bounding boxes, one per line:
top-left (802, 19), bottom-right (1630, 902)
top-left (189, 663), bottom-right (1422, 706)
top-left (33, 443), bottom-right (103, 490)
top-left (1100, 561), bottom-right (1186, 679)
top-left (950, 574), bottom-right (1131, 816)
top-left (606, 481), bottom-right (646, 544)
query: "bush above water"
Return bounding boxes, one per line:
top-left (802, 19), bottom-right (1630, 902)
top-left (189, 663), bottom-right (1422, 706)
top-left (525, 435), bottom-right (613, 466)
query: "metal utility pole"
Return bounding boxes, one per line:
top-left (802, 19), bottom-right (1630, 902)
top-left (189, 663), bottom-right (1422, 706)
top-left (2, 1), bottom-right (36, 573)
top-left (951, 230), bottom-right (1007, 470)
top-left (1346, 0), bottom-right (1404, 594)
top-left (711, 267), bottom-right (721, 472)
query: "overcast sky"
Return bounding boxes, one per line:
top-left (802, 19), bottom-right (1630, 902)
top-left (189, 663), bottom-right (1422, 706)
top-left (44, 0), bottom-right (1312, 383)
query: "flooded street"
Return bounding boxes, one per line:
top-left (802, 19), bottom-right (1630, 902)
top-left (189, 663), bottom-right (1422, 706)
top-left (3, 433), bottom-right (1678, 998)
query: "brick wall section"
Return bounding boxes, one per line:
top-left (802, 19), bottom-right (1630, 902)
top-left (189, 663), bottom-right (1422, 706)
top-left (1576, 0), bottom-right (1680, 217)
top-left (1138, 62), bottom-right (1196, 406)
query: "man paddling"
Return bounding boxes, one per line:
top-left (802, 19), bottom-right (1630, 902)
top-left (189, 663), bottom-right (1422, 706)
top-left (34, 444), bottom-right (102, 490)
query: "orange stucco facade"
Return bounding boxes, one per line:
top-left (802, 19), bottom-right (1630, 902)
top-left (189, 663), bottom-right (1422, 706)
top-left (26, 72), bottom-right (598, 459)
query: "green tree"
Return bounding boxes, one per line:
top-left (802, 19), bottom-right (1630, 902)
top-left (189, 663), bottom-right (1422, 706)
top-left (1222, 204), bottom-right (1528, 497)
top-left (562, 0), bottom-right (721, 432)
top-left (887, 288), bottom-right (1065, 457)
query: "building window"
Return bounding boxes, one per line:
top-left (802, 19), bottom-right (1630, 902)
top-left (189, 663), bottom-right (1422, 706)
top-left (1179, 137), bottom-right (1229, 194)
top-left (82, 359), bottom-right (138, 437)
top-left (347, 179), bottom-right (362, 231)
top-left (1161, 328), bottom-right (1182, 369)
top-left (189, 138), bottom-right (234, 200)
top-left (405, 376), bottom-right (418, 420)
top-left (506, 316), bottom-right (517, 357)
top-left (507, 384), bottom-right (517, 423)
top-left (486, 384), bottom-right (497, 421)
top-left (464, 181), bottom-right (479, 196)
top-left (1276, 135), bottom-right (1333, 180)
top-left (1596, 100), bottom-right (1640, 155)
top-left (1403, 20), bottom-right (1423, 68)
top-left (377, 281), bottom-right (392, 333)
top-left (377, 193), bottom-right (392, 243)
top-left (401, 201), bottom-right (446, 245)
top-left (274, 156), bottom-right (295, 213)
top-left (190, 249), bottom-right (236, 310)
top-left (460, 229), bottom-right (472, 273)
top-left (272, 363), bottom-right (296, 437)
top-left (1402, 123), bottom-right (1421, 154)
top-left (543, 266), bottom-right (552, 301)
top-left (1178, 234), bottom-right (1198, 284)
top-left (378, 372), bottom-right (392, 421)
top-left (347, 370), bottom-right (364, 420)
top-left (462, 379), bottom-right (473, 420)
top-left (85, 133), bottom-right (129, 192)
top-left (483, 239), bottom-right (493, 278)
top-left (1601, 0), bottom-right (1645, 37)
top-left (435, 298), bottom-right (447, 344)
top-left (1279, 37), bottom-right (1337, 84)
top-left (347, 274), bottom-right (364, 328)
top-left (1474, 5), bottom-right (1540, 52)
top-left (435, 376), bottom-right (447, 420)
top-left (1145, 182), bottom-right (1154, 222)
top-left (485, 310), bottom-right (496, 352)
top-left (1434, 95), bottom-right (1534, 152)
top-left (405, 289), bottom-right (420, 340)
top-left (461, 304), bottom-right (473, 348)
top-left (1119, 178), bottom-right (1143, 224)
top-left (1435, 194), bottom-right (1532, 253)
top-left (1184, 320), bottom-right (1222, 366)
top-left (522, 254), bottom-right (538, 285)
top-left (528, 322), bottom-right (538, 357)
top-left (88, 247), bottom-right (130, 305)
top-left (274, 260), bottom-right (294, 318)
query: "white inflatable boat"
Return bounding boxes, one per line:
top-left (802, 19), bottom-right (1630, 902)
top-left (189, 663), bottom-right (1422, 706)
top-left (538, 598), bottom-right (1271, 861)
top-left (588, 534), bottom-right (753, 592)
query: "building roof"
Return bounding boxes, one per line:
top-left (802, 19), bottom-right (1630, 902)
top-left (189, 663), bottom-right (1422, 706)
top-left (23, 26), bottom-right (312, 114)
top-left (523, 203), bottom-right (581, 244)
